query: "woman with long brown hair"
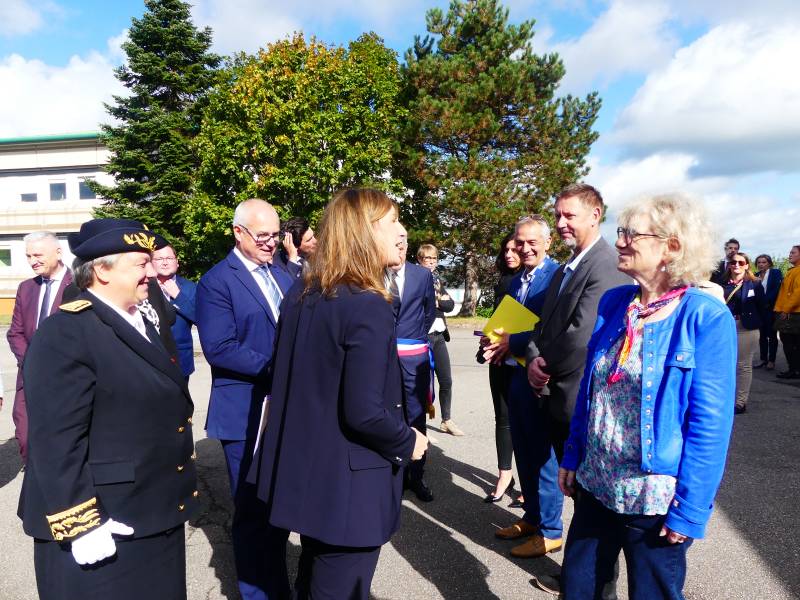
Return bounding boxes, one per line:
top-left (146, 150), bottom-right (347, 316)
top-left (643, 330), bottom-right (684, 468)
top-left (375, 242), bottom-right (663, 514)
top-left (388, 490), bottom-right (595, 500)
top-left (251, 188), bottom-right (427, 599)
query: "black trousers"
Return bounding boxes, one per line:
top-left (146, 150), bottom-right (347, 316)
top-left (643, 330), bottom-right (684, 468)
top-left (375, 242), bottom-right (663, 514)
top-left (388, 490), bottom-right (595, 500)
top-left (34, 525), bottom-right (186, 600)
top-left (488, 363), bottom-right (514, 470)
top-left (759, 311), bottom-right (779, 363)
top-left (294, 536), bottom-right (381, 600)
top-left (780, 331), bottom-right (800, 372)
top-left (429, 332), bottom-right (453, 420)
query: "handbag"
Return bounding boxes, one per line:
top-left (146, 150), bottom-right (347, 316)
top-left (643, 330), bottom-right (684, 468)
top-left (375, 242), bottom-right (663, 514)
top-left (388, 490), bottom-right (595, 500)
top-left (774, 313), bottom-right (800, 334)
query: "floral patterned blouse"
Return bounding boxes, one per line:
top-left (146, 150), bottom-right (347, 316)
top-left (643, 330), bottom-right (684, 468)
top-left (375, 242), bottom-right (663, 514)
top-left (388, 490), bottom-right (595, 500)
top-left (576, 332), bottom-right (677, 515)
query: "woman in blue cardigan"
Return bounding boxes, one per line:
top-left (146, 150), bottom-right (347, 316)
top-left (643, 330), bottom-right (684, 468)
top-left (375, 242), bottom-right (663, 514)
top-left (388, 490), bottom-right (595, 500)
top-left (559, 194), bottom-right (737, 600)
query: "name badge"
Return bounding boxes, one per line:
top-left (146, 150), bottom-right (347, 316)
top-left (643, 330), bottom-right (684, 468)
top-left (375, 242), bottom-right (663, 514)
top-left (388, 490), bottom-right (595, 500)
top-left (747, 289), bottom-right (755, 298)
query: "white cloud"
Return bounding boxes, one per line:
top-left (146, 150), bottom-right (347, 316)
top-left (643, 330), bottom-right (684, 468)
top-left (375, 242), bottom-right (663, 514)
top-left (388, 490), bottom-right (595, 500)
top-left (587, 152), bottom-right (799, 257)
top-left (613, 23), bottom-right (800, 175)
top-left (0, 0), bottom-right (46, 36)
top-left (0, 49), bottom-right (123, 137)
top-left (546, 0), bottom-right (678, 95)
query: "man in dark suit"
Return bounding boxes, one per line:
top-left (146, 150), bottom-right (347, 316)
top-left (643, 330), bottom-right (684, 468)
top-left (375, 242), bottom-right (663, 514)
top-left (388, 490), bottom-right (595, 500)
top-left (6, 231), bottom-right (73, 463)
top-left (483, 215), bottom-right (561, 552)
top-left (197, 198), bottom-right (294, 600)
top-left (710, 238), bottom-right (740, 285)
top-left (151, 245), bottom-right (197, 380)
top-left (19, 219), bottom-right (198, 599)
top-left (390, 229), bottom-right (436, 501)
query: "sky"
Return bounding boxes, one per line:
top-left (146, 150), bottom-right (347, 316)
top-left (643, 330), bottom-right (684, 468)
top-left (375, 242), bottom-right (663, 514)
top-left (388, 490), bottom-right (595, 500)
top-left (1, 0), bottom-right (798, 258)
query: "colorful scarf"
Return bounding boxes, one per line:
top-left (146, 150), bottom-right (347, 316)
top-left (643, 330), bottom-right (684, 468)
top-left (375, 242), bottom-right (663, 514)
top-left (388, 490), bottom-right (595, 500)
top-left (607, 286), bottom-right (689, 384)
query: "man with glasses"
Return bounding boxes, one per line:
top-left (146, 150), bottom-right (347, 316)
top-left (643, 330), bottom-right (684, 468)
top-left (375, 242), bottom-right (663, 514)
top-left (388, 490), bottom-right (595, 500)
top-left (711, 238), bottom-right (740, 285)
top-left (197, 198), bottom-right (294, 600)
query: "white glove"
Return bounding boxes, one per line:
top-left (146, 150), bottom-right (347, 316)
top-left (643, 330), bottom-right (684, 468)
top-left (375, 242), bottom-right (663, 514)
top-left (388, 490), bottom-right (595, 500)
top-left (70, 519), bottom-right (135, 565)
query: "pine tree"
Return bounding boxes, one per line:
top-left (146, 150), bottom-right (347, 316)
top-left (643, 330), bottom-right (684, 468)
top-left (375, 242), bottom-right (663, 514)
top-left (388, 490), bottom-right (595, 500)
top-left (93, 0), bottom-right (220, 263)
top-left (398, 0), bottom-right (601, 314)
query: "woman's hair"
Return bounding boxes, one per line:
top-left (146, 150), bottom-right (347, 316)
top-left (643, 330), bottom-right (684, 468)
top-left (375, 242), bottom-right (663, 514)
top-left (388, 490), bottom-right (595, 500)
top-left (754, 254), bottom-right (773, 268)
top-left (282, 217), bottom-right (310, 248)
top-left (724, 252), bottom-right (757, 282)
top-left (417, 243), bottom-right (437, 262)
top-left (72, 254), bottom-right (122, 290)
top-left (304, 188), bottom-right (395, 301)
top-left (618, 194), bottom-right (716, 287)
top-left (494, 231), bottom-right (520, 275)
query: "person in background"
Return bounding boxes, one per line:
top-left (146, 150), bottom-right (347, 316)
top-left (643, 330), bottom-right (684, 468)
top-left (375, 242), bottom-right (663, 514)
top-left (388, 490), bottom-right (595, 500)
top-left (722, 252), bottom-right (766, 414)
top-left (710, 238), bottom-right (740, 285)
top-left (483, 233), bottom-right (522, 504)
top-left (7, 231), bottom-right (73, 463)
top-left (754, 254), bottom-right (783, 370)
top-left (276, 217), bottom-right (316, 275)
top-left (774, 245), bottom-right (800, 379)
top-left (251, 188), bottom-right (427, 600)
top-left (151, 245), bottom-right (197, 380)
top-left (559, 194), bottom-right (736, 600)
top-left (418, 244), bottom-right (462, 436)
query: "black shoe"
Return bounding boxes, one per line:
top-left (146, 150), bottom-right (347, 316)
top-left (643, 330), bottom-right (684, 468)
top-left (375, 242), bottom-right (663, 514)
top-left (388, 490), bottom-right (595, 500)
top-left (777, 370), bottom-right (800, 379)
top-left (734, 404), bottom-right (746, 415)
top-left (509, 497), bottom-right (523, 509)
top-left (753, 361), bottom-right (767, 369)
top-left (409, 480), bottom-right (434, 502)
top-left (531, 573), bottom-right (561, 596)
top-left (484, 477), bottom-right (516, 503)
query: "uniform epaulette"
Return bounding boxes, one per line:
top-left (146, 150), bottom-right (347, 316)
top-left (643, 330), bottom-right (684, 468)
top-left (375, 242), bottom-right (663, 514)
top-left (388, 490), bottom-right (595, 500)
top-left (59, 299), bottom-right (93, 313)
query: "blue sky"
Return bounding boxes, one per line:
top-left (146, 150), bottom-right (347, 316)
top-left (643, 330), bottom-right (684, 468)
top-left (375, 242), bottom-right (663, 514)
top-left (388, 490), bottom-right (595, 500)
top-left (1, 0), bottom-right (798, 257)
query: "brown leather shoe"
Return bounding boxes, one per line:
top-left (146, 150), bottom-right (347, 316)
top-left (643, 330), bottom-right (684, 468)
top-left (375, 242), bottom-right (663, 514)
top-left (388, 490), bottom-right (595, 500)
top-left (495, 519), bottom-right (537, 540)
top-left (510, 535), bottom-right (563, 558)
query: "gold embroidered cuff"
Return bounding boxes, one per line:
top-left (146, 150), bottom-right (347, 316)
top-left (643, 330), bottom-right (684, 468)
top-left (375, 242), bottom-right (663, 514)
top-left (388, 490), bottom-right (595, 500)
top-left (46, 497), bottom-right (102, 541)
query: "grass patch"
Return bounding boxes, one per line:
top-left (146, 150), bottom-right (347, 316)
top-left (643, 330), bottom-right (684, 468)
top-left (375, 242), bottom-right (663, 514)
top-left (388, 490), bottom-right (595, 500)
top-left (0, 315), bottom-right (11, 327)
top-left (448, 316), bottom-right (489, 329)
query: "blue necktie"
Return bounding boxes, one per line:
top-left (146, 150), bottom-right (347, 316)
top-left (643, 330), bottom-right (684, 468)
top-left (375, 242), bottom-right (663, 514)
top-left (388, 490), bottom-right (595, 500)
top-left (256, 265), bottom-right (283, 319)
top-left (37, 278), bottom-right (53, 328)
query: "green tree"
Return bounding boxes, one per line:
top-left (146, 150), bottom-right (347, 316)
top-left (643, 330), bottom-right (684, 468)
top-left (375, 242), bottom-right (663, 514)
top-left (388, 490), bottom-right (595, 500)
top-left (398, 0), bottom-right (601, 315)
top-left (183, 32), bottom-right (407, 273)
top-left (93, 0), bottom-right (220, 269)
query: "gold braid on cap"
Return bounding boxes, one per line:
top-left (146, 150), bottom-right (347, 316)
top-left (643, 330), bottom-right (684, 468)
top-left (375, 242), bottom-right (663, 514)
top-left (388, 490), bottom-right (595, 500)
top-left (46, 497), bottom-right (102, 541)
top-left (123, 232), bottom-right (157, 251)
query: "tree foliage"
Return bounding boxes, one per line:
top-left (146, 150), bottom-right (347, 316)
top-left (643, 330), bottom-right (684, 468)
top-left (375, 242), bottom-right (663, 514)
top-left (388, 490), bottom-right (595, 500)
top-left (397, 0), bottom-right (601, 314)
top-left (92, 0), bottom-right (220, 268)
top-left (182, 32), bottom-right (407, 273)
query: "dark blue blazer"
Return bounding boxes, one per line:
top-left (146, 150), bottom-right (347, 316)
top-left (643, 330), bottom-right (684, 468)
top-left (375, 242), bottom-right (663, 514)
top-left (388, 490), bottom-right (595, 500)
top-left (760, 268), bottom-right (783, 309)
top-left (729, 279), bottom-right (767, 331)
top-left (507, 257), bottom-right (560, 358)
top-left (395, 263), bottom-right (436, 422)
top-left (168, 275), bottom-right (197, 377)
top-left (197, 251), bottom-right (294, 441)
top-left (252, 284), bottom-right (416, 548)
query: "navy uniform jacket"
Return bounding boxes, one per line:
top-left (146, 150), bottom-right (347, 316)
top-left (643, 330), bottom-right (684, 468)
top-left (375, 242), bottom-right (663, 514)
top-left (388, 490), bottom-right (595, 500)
top-left (197, 252), bottom-right (294, 441)
top-left (18, 293), bottom-right (198, 542)
top-left (506, 257), bottom-right (560, 358)
top-left (252, 284), bottom-right (416, 548)
top-left (167, 275), bottom-right (197, 377)
top-left (395, 263), bottom-right (436, 423)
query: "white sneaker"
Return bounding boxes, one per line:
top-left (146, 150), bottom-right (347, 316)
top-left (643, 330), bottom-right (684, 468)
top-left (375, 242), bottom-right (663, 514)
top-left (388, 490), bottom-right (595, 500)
top-left (441, 420), bottom-right (465, 436)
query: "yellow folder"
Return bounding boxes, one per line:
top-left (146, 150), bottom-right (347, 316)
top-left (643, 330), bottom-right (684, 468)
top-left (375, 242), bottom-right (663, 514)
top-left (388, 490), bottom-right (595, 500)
top-left (483, 295), bottom-right (539, 367)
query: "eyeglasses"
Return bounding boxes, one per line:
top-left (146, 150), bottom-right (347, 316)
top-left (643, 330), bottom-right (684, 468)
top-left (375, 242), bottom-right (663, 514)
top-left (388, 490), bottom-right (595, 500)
top-left (152, 256), bottom-right (176, 263)
top-left (238, 225), bottom-right (282, 245)
top-left (730, 260), bottom-right (748, 266)
top-left (616, 227), bottom-right (664, 245)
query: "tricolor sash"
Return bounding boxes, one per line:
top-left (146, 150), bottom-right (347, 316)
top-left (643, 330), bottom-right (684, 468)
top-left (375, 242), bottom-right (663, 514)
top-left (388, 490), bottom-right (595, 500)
top-left (397, 338), bottom-right (436, 407)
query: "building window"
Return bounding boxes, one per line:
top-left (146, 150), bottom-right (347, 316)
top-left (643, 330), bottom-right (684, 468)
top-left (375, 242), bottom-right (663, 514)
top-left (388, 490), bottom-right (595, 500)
top-left (50, 182), bottom-right (67, 201)
top-left (21, 193), bottom-right (38, 202)
top-left (79, 179), bottom-right (97, 199)
top-left (0, 249), bottom-right (10, 267)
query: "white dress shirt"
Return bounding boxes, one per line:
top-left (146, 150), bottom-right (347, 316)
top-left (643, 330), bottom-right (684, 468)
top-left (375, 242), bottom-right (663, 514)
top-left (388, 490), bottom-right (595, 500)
top-left (88, 289), bottom-right (150, 341)
top-left (233, 248), bottom-right (282, 321)
top-left (37, 265), bottom-right (68, 319)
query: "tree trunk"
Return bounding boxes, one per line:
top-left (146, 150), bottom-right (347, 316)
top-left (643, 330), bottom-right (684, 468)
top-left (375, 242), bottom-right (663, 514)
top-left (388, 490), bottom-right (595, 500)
top-left (459, 251), bottom-right (479, 316)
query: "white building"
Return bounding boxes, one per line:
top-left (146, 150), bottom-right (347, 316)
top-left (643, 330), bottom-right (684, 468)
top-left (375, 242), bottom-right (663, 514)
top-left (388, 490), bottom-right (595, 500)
top-left (0, 132), bottom-right (112, 315)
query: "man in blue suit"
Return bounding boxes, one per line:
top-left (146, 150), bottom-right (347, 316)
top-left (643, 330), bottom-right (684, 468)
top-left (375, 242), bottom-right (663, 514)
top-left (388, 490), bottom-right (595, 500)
top-left (197, 198), bottom-right (294, 600)
top-left (482, 215), bottom-right (561, 555)
top-left (151, 244), bottom-right (197, 379)
top-left (390, 230), bottom-right (436, 501)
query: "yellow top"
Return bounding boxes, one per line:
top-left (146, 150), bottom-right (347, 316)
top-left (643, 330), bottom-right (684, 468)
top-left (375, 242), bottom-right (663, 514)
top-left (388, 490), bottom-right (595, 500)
top-left (774, 266), bottom-right (800, 313)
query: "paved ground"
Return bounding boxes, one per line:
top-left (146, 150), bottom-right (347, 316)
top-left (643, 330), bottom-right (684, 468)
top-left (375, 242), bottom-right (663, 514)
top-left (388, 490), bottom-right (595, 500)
top-left (0, 326), bottom-right (798, 599)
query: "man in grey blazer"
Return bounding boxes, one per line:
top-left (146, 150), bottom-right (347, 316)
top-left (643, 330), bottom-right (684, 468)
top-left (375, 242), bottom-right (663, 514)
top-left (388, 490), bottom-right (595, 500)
top-left (504, 184), bottom-right (628, 575)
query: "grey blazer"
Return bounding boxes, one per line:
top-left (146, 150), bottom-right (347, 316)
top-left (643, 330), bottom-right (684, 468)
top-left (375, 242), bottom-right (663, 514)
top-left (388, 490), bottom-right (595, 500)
top-left (526, 236), bottom-right (630, 424)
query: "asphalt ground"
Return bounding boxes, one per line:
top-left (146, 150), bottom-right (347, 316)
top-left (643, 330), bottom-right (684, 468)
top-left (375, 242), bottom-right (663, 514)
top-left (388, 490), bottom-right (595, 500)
top-left (0, 326), bottom-right (798, 599)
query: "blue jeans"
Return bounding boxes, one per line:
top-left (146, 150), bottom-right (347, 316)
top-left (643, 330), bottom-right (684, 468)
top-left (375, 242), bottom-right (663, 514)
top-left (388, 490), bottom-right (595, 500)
top-left (507, 367), bottom-right (563, 539)
top-left (563, 488), bottom-right (692, 600)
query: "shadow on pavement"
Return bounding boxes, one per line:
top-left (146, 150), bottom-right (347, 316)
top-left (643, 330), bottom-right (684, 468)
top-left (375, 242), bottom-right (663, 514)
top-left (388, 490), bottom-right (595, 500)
top-left (389, 444), bottom-right (560, 599)
top-left (0, 438), bottom-right (22, 490)
top-left (714, 372), bottom-right (800, 598)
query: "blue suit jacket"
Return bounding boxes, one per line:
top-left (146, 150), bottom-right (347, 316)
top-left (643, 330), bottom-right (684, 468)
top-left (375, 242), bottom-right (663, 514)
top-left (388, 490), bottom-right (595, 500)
top-left (168, 275), bottom-right (197, 377)
top-left (731, 279), bottom-right (767, 330)
top-left (253, 284), bottom-right (415, 548)
top-left (761, 268), bottom-right (783, 310)
top-left (395, 263), bottom-right (436, 422)
top-left (506, 257), bottom-right (560, 358)
top-left (197, 251), bottom-right (294, 441)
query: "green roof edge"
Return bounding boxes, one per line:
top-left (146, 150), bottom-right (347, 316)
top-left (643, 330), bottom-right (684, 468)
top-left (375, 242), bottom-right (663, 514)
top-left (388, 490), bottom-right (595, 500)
top-left (0, 132), bottom-right (102, 145)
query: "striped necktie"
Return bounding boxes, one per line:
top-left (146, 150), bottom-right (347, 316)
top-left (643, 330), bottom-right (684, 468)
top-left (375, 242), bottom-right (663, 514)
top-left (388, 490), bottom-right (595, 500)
top-left (256, 265), bottom-right (283, 319)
